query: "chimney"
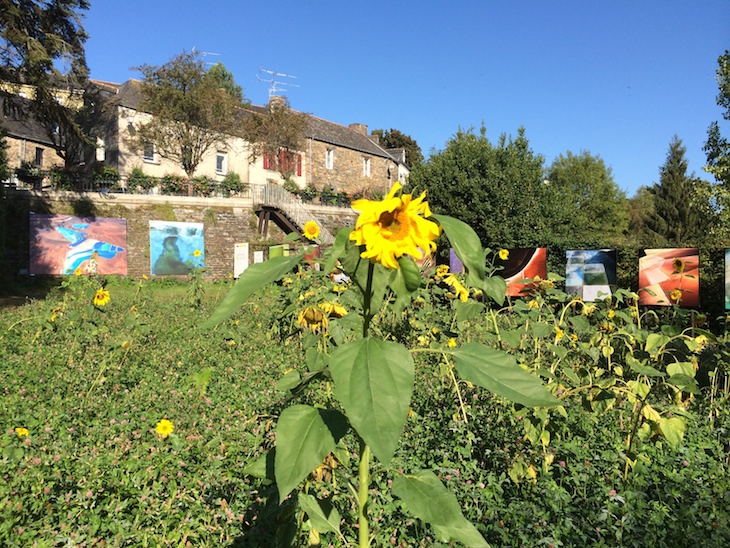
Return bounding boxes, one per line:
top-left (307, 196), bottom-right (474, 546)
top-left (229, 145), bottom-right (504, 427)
top-left (349, 123), bottom-right (368, 136)
top-left (268, 95), bottom-right (287, 111)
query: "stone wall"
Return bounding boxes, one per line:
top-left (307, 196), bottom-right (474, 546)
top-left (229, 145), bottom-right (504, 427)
top-left (2, 189), bottom-right (356, 280)
top-left (308, 138), bottom-right (394, 197)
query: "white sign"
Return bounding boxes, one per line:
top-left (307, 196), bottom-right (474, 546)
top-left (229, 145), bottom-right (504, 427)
top-left (253, 250), bottom-right (264, 264)
top-left (234, 243), bottom-right (249, 278)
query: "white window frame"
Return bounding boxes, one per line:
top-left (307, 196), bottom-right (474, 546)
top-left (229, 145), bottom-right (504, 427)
top-left (143, 142), bottom-right (156, 163)
top-left (363, 157), bottom-right (371, 177)
top-left (325, 148), bottom-right (334, 170)
top-left (216, 151), bottom-right (227, 175)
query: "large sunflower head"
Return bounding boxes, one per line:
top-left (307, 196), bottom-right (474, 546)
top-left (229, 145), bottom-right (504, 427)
top-left (349, 182), bottom-right (441, 269)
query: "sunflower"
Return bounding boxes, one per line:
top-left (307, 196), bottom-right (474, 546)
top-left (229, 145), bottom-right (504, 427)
top-left (669, 289), bottom-right (683, 303)
top-left (193, 249), bottom-right (202, 258)
top-left (499, 249), bottom-right (510, 261)
top-left (93, 288), bottom-right (110, 307)
top-left (303, 220), bottom-right (320, 241)
top-left (155, 419), bottom-right (174, 439)
top-left (298, 307), bottom-right (329, 333)
top-left (15, 427), bottom-right (29, 437)
top-left (318, 301), bottom-right (347, 318)
top-left (443, 274), bottom-right (469, 302)
top-left (672, 258), bottom-right (685, 273)
top-left (350, 182), bottom-right (441, 269)
top-left (435, 264), bottom-right (450, 278)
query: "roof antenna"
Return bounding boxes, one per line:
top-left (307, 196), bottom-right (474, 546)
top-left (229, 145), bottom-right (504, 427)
top-left (191, 47), bottom-right (222, 65)
top-left (257, 67), bottom-right (299, 99)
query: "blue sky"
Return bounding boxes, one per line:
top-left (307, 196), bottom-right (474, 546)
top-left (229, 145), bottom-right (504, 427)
top-left (83, 1), bottom-right (729, 197)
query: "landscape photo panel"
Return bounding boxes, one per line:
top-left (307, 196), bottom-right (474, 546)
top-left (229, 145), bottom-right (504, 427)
top-left (565, 249), bottom-right (617, 301)
top-left (149, 221), bottom-right (204, 275)
top-left (499, 248), bottom-right (547, 297)
top-left (638, 248), bottom-right (699, 307)
top-left (29, 214), bottom-right (127, 275)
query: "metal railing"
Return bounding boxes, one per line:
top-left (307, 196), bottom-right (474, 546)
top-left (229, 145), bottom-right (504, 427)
top-left (251, 183), bottom-right (336, 245)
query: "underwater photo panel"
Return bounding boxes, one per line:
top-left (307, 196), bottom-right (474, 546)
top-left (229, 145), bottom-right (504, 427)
top-left (638, 248), bottom-right (699, 307)
top-left (565, 249), bottom-right (617, 301)
top-left (29, 214), bottom-right (127, 275)
top-left (149, 221), bottom-right (204, 276)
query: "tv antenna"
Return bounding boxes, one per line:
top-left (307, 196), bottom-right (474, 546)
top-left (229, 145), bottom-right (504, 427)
top-left (257, 67), bottom-right (299, 98)
top-left (191, 47), bottom-right (221, 65)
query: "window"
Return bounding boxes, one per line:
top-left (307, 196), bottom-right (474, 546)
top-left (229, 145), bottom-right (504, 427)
top-left (264, 150), bottom-right (302, 177)
top-left (325, 148), bottom-right (334, 170)
top-left (216, 152), bottom-right (227, 175)
top-left (363, 157), bottom-right (371, 177)
top-left (34, 147), bottom-right (44, 167)
top-left (143, 142), bottom-right (155, 163)
top-left (96, 137), bottom-right (105, 162)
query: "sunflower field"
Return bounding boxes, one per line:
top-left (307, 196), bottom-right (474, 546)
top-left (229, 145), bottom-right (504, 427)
top-left (1, 189), bottom-right (730, 547)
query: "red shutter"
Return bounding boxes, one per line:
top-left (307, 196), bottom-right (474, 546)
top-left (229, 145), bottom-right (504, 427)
top-left (263, 154), bottom-right (270, 170)
top-left (296, 154), bottom-right (302, 177)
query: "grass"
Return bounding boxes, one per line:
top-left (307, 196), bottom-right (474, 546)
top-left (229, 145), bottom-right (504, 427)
top-left (0, 277), bottom-right (729, 547)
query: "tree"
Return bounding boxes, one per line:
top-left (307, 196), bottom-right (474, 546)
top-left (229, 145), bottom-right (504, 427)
top-left (644, 135), bottom-right (715, 246)
top-left (704, 50), bottom-right (730, 186)
top-left (134, 52), bottom-right (247, 177)
top-left (1, 0), bottom-right (91, 169)
top-left (546, 151), bottom-right (628, 247)
top-left (408, 125), bottom-right (548, 249)
top-left (243, 96), bottom-right (309, 179)
top-left (371, 128), bottom-right (424, 167)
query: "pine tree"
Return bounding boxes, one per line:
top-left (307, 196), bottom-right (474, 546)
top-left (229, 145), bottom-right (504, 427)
top-left (644, 136), bottom-right (714, 246)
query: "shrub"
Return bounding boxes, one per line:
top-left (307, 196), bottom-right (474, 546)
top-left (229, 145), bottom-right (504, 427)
top-left (127, 167), bottom-right (156, 192)
top-left (219, 171), bottom-right (248, 196)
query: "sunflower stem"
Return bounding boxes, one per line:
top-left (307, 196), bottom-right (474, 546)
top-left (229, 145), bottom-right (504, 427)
top-left (363, 261), bottom-right (375, 338)
top-left (358, 439), bottom-right (371, 548)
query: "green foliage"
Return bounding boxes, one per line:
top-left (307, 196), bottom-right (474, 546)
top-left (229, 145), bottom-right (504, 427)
top-left (409, 125), bottom-right (548, 250)
top-left (127, 166), bottom-right (155, 191)
top-left (546, 151), bottom-right (629, 248)
top-left (135, 51), bottom-right (248, 176)
top-left (1, 266), bottom-right (729, 545)
top-left (371, 128), bottom-right (424, 167)
top-left (643, 136), bottom-right (715, 246)
top-left (704, 50), bottom-right (730, 186)
top-left (243, 96), bottom-right (309, 178)
top-left (219, 171), bottom-right (248, 196)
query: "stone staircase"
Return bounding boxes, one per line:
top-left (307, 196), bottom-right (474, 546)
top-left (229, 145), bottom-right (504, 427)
top-left (250, 183), bottom-right (336, 245)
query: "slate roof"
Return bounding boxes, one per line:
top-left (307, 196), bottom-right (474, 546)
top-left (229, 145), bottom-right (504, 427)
top-left (0, 95), bottom-right (55, 146)
top-left (93, 79), bottom-right (402, 163)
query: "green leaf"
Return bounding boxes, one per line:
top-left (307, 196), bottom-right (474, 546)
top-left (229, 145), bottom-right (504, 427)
top-left (569, 315), bottom-right (591, 333)
top-left (449, 343), bottom-right (560, 407)
top-left (483, 276), bottom-right (507, 306)
top-left (329, 338), bottom-right (414, 464)
top-left (243, 449), bottom-right (275, 482)
top-left (431, 214), bottom-right (485, 289)
top-left (323, 227), bottom-right (353, 275)
top-left (396, 255), bottom-right (422, 292)
top-left (645, 333), bottom-right (670, 354)
top-left (276, 370), bottom-right (301, 392)
top-left (666, 362), bottom-right (695, 378)
top-left (392, 470), bottom-right (489, 547)
top-left (203, 254), bottom-right (301, 328)
top-left (390, 257), bottom-right (421, 316)
top-left (530, 322), bottom-right (553, 339)
top-left (298, 493), bottom-right (341, 535)
top-left (658, 417), bottom-right (685, 448)
top-left (454, 300), bottom-right (485, 322)
top-left (274, 405), bottom-right (338, 500)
